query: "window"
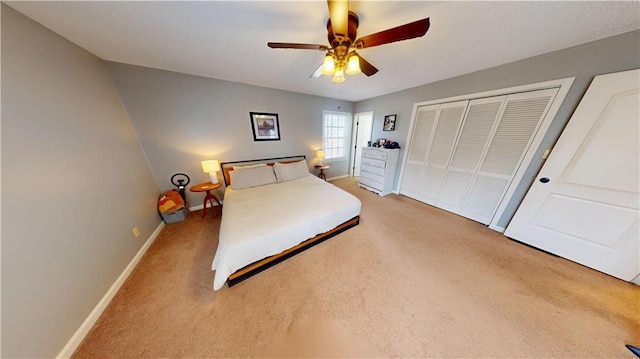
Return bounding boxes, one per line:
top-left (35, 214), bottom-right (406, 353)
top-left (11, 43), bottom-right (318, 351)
top-left (323, 111), bottom-right (350, 160)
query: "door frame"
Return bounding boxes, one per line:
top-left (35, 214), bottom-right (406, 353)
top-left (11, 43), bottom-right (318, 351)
top-left (397, 77), bottom-right (575, 232)
top-left (350, 111), bottom-right (374, 177)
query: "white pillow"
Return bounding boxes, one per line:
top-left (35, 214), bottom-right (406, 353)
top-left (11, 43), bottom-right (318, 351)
top-left (233, 163), bottom-right (267, 170)
top-left (273, 160), bottom-right (309, 182)
top-left (230, 165), bottom-right (277, 189)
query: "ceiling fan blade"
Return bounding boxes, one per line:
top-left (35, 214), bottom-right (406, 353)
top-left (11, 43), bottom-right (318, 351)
top-left (354, 18), bottom-right (430, 49)
top-left (268, 42), bottom-right (329, 51)
top-left (358, 56), bottom-right (379, 77)
top-left (310, 64), bottom-right (323, 78)
top-left (327, 0), bottom-right (349, 38)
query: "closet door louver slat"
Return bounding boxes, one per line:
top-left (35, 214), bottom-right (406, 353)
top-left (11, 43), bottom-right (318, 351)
top-left (449, 100), bottom-right (505, 171)
top-left (481, 96), bottom-right (554, 175)
top-left (408, 107), bottom-right (439, 162)
top-left (427, 104), bottom-right (468, 167)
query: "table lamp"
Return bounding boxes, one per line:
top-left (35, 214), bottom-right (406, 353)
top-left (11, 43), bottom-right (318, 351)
top-left (316, 150), bottom-right (325, 166)
top-left (201, 160), bottom-right (220, 184)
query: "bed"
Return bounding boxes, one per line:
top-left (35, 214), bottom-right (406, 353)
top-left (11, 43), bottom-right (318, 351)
top-left (211, 155), bottom-right (361, 290)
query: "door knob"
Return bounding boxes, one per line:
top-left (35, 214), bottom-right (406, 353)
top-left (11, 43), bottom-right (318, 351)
top-left (539, 177), bottom-right (550, 183)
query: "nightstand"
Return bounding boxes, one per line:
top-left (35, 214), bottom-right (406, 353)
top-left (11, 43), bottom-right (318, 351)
top-left (189, 182), bottom-right (222, 218)
top-left (314, 165), bottom-right (330, 181)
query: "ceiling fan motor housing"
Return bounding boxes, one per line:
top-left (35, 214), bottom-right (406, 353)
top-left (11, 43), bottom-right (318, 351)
top-left (327, 11), bottom-right (359, 53)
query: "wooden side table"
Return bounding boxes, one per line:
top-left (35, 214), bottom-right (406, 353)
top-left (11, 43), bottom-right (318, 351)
top-left (189, 182), bottom-right (222, 219)
top-left (314, 165), bottom-right (330, 181)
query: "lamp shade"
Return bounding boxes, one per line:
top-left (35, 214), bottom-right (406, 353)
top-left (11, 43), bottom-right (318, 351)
top-left (201, 160), bottom-right (220, 173)
top-left (345, 55), bottom-right (361, 75)
top-left (321, 54), bottom-right (336, 75)
top-left (332, 65), bottom-right (345, 83)
top-left (316, 150), bottom-right (325, 166)
top-left (201, 160), bottom-right (220, 184)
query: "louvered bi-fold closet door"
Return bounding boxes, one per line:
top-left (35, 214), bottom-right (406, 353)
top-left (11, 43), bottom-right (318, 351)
top-left (401, 88), bottom-right (560, 225)
top-left (436, 97), bottom-right (507, 214)
top-left (435, 88), bottom-right (559, 224)
top-left (401, 104), bottom-right (440, 198)
top-left (418, 101), bottom-right (468, 204)
top-left (400, 101), bottom-right (468, 204)
top-left (459, 88), bottom-right (559, 223)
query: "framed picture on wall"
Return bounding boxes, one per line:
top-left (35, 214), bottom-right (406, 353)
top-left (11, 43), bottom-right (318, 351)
top-left (383, 114), bottom-right (397, 131)
top-left (250, 112), bottom-right (280, 141)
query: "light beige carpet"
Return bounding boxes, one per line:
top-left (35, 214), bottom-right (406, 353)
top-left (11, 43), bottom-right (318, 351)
top-left (257, 311), bottom-right (384, 358)
top-left (72, 178), bottom-right (639, 358)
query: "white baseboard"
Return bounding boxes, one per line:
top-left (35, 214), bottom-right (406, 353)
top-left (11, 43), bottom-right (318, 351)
top-left (188, 201), bottom-right (221, 212)
top-left (57, 221), bottom-right (165, 359)
top-left (488, 224), bottom-right (506, 233)
top-left (632, 273), bottom-right (640, 286)
top-left (189, 204), bottom-right (204, 211)
top-left (327, 175), bottom-right (348, 181)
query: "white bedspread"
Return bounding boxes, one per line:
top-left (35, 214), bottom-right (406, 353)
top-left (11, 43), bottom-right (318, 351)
top-left (212, 174), bottom-right (361, 290)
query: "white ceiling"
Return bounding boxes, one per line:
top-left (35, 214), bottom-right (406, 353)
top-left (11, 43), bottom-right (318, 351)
top-left (7, 1), bottom-right (640, 102)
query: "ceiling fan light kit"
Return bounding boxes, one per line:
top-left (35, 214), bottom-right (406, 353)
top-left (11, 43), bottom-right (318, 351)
top-left (322, 52), bottom-right (361, 82)
top-left (267, 0), bottom-right (430, 83)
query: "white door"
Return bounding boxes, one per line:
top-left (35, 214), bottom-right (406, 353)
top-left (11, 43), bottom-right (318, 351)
top-left (351, 112), bottom-right (373, 176)
top-left (400, 104), bottom-right (441, 199)
top-left (418, 101), bottom-right (469, 204)
top-left (437, 96), bottom-right (506, 212)
top-left (459, 88), bottom-right (559, 224)
top-left (505, 69), bottom-right (640, 281)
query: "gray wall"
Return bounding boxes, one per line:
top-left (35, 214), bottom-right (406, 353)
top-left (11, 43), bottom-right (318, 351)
top-left (1, 5), bottom-right (162, 358)
top-left (105, 62), bottom-right (353, 206)
top-left (355, 30), bottom-right (640, 228)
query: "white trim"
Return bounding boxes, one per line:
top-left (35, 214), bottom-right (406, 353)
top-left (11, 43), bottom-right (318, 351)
top-left (321, 159), bottom-right (348, 166)
top-left (327, 174), bottom-right (349, 181)
top-left (350, 111), bottom-right (374, 177)
top-left (632, 273), bottom-right (640, 286)
top-left (488, 224), bottom-right (506, 233)
top-left (396, 102), bottom-right (421, 194)
top-left (188, 201), bottom-right (221, 213)
top-left (411, 77), bottom-right (575, 108)
top-left (189, 204), bottom-right (205, 211)
top-left (56, 221), bottom-right (165, 359)
top-left (397, 77), bottom-right (575, 227)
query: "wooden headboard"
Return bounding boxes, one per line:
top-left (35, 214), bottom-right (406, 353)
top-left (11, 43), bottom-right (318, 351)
top-left (220, 155), bottom-right (306, 186)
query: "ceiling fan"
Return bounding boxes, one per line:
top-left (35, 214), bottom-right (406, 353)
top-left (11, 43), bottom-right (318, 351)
top-left (267, 0), bottom-right (430, 83)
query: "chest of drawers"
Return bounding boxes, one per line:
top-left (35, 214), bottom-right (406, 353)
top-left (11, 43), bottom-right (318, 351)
top-left (358, 147), bottom-right (400, 196)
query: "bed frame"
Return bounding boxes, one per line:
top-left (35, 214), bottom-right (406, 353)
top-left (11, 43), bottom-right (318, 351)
top-left (219, 155), bottom-right (360, 287)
